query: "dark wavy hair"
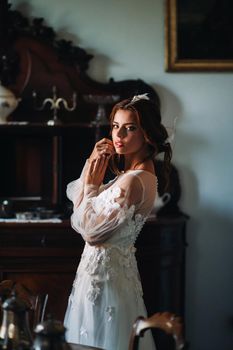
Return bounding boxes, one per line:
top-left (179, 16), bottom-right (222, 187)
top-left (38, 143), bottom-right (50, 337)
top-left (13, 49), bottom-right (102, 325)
top-left (108, 94), bottom-right (172, 191)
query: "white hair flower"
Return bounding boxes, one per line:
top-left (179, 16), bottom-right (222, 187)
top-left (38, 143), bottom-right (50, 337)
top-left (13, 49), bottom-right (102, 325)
top-left (131, 93), bottom-right (150, 104)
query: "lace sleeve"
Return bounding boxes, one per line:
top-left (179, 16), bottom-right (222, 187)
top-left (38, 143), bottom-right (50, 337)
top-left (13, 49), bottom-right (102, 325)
top-left (66, 160), bottom-right (90, 207)
top-left (70, 174), bottom-right (144, 245)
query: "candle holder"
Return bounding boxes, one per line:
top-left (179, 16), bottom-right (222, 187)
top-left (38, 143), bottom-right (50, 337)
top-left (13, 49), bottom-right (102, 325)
top-left (32, 86), bottom-right (77, 125)
top-left (83, 94), bottom-right (120, 125)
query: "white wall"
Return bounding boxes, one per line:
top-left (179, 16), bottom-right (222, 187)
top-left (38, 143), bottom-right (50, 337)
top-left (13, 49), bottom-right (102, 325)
top-left (11, 1), bottom-right (233, 349)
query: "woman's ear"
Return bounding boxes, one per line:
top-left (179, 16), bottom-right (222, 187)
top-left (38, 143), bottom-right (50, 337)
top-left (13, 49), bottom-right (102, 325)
top-left (144, 135), bottom-right (154, 146)
top-left (142, 130), bottom-right (150, 144)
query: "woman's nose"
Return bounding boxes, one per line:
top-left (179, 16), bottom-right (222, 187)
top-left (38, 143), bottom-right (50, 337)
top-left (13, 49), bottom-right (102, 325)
top-left (116, 127), bottom-right (125, 138)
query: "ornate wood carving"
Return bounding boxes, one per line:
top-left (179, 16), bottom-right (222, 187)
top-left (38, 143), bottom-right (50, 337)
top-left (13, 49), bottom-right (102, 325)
top-left (0, 1), bottom-right (157, 124)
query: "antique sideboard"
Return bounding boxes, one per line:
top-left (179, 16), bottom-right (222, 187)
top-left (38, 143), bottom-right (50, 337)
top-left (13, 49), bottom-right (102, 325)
top-left (0, 215), bottom-right (187, 322)
top-left (0, 214), bottom-right (188, 350)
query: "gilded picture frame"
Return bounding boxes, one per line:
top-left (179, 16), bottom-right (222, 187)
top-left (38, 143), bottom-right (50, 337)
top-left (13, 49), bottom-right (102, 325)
top-left (165, 0), bottom-right (233, 71)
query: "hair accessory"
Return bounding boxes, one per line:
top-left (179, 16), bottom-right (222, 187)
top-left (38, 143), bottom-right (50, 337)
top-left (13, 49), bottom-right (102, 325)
top-left (164, 116), bottom-right (178, 145)
top-left (131, 93), bottom-right (150, 104)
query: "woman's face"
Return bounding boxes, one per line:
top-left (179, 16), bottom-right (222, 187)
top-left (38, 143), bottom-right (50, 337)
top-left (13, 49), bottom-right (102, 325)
top-left (111, 109), bottom-right (145, 155)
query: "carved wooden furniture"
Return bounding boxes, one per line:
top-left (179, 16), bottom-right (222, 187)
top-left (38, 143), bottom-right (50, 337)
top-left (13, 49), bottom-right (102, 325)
top-left (129, 311), bottom-right (185, 350)
top-left (0, 215), bottom-right (187, 350)
top-left (0, 1), bottom-right (158, 213)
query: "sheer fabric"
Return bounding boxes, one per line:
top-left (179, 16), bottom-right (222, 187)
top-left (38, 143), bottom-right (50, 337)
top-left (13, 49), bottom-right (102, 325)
top-left (64, 160), bottom-right (157, 350)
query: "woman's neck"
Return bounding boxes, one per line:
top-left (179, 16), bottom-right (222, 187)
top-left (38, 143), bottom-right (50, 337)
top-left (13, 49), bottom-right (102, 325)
top-left (124, 144), bottom-right (152, 172)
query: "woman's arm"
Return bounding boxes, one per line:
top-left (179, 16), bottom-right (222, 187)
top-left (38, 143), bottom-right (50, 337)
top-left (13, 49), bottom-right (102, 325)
top-left (71, 174), bottom-right (144, 245)
top-left (66, 159), bottom-right (90, 208)
top-left (67, 138), bottom-right (115, 208)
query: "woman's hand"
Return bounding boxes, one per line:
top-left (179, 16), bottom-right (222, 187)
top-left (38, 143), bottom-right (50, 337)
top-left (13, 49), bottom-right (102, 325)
top-left (85, 138), bottom-right (115, 186)
top-left (89, 138), bottom-right (115, 163)
top-left (85, 154), bottom-right (110, 186)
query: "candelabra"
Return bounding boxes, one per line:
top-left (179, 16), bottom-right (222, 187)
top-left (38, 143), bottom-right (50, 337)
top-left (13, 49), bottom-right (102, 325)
top-left (83, 94), bottom-right (120, 125)
top-left (32, 86), bottom-right (77, 125)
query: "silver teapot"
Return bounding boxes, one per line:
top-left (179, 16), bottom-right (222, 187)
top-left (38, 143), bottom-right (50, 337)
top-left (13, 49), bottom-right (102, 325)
top-left (0, 291), bottom-right (33, 350)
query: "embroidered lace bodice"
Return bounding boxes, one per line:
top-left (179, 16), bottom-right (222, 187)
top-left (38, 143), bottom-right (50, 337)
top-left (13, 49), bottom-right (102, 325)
top-left (64, 160), bottom-right (157, 350)
top-left (72, 209), bottom-right (146, 306)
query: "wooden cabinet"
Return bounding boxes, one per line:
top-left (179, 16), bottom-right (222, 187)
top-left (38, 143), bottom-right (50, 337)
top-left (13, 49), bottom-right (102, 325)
top-left (0, 216), bottom-right (187, 321)
top-left (0, 122), bottom-right (187, 350)
top-left (0, 123), bottom-right (108, 212)
top-left (0, 122), bottom-right (187, 349)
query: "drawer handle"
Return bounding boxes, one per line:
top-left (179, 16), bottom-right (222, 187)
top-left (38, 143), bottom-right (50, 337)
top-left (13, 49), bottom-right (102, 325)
top-left (41, 236), bottom-right (46, 247)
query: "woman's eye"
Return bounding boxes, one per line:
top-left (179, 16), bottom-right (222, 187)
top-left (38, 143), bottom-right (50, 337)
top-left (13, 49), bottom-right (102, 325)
top-left (126, 126), bottom-right (136, 131)
top-left (112, 124), bottom-right (136, 131)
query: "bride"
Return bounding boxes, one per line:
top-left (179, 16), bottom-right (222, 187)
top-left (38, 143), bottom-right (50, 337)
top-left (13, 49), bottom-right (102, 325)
top-left (64, 93), bottom-right (172, 350)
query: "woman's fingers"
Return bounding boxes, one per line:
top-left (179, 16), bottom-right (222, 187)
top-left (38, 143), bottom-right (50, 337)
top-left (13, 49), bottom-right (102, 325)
top-left (97, 139), bottom-right (114, 154)
top-left (86, 154), bottom-right (110, 186)
top-left (99, 147), bottom-right (114, 156)
top-left (92, 156), bottom-right (102, 174)
top-left (96, 138), bottom-right (113, 146)
top-left (88, 158), bottom-right (95, 175)
top-left (102, 154), bottom-right (110, 173)
top-left (92, 155), bottom-right (108, 174)
top-left (89, 138), bottom-right (114, 163)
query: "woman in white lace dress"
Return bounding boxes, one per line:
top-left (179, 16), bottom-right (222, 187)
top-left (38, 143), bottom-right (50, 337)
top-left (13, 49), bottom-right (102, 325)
top-left (64, 93), bottom-right (172, 350)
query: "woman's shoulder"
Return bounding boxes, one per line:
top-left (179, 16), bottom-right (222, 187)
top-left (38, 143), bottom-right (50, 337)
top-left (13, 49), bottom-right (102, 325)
top-left (116, 169), bottom-right (157, 192)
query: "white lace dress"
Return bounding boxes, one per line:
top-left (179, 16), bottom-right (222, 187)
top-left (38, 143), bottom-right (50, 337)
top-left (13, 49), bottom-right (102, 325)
top-left (64, 160), bottom-right (157, 350)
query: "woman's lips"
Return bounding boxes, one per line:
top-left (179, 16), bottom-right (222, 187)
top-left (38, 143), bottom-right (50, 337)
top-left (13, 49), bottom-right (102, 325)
top-left (115, 142), bottom-right (124, 148)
